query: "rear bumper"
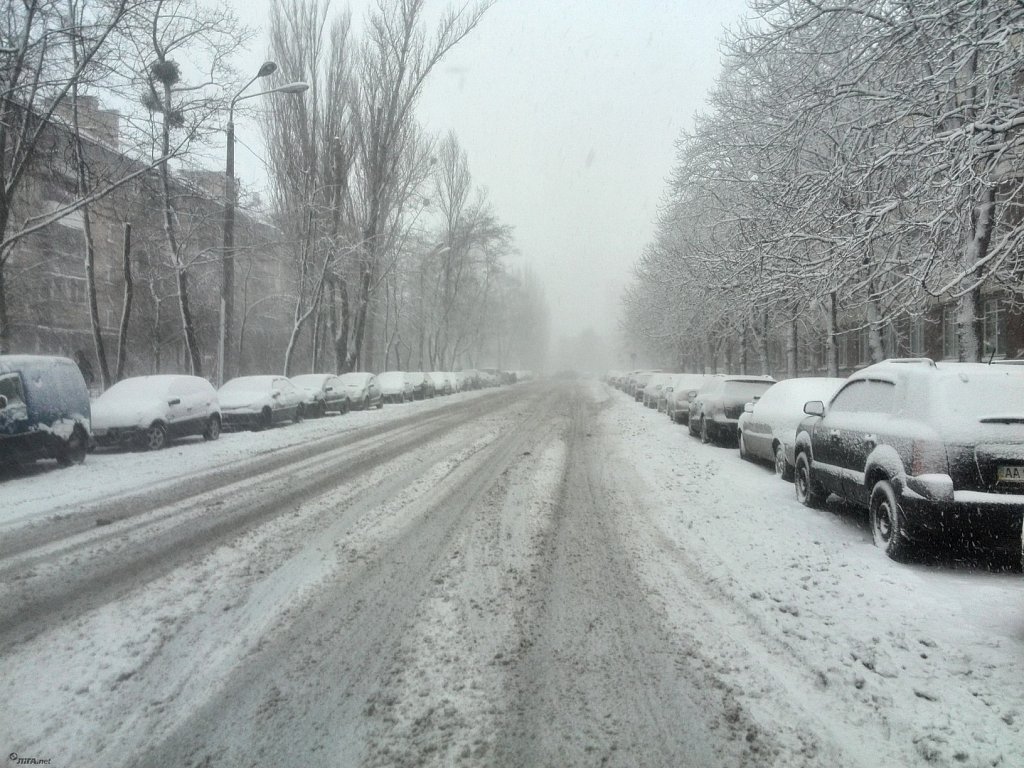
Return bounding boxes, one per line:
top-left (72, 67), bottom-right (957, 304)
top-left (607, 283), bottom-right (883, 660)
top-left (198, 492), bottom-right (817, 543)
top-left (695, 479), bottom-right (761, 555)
top-left (901, 491), bottom-right (1023, 551)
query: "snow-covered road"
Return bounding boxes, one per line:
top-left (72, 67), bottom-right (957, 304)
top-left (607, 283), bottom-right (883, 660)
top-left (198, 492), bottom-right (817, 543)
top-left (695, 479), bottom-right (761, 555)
top-left (1, 380), bottom-right (1021, 767)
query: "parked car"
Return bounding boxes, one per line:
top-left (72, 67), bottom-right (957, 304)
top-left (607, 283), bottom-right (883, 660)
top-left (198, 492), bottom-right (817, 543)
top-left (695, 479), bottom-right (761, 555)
top-left (656, 374), bottom-right (684, 412)
top-left (377, 371), bottom-right (413, 403)
top-left (632, 371), bottom-right (658, 401)
top-left (92, 374), bottom-right (220, 450)
top-left (218, 375), bottom-right (305, 430)
top-left (339, 372), bottom-right (384, 410)
top-left (666, 374), bottom-right (711, 424)
top-left (428, 371), bottom-right (452, 395)
top-left (737, 376), bottom-right (846, 479)
top-left (642, 372), bottom-right (674, 408)
top-left (290, 374), bottom-right (350, 417)
top-left (406, 371), bottom-right (435, 399)
top-left (688, 375), bottom-right (776, 444)
top-left (0, 354), bottom-right (90, 466)
top-left (793, 359), bottom-right (1024, 558)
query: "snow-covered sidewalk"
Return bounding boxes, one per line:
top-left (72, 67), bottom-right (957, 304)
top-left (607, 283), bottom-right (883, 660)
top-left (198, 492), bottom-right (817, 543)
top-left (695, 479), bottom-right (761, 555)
top-left (600, 382), bottom-right (1023, 768)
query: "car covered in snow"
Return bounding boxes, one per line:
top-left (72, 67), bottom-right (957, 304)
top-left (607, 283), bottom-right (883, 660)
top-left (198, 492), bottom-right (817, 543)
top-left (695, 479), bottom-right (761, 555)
top-left (737, 376), bottom-right (846, 479)
top-left (688, 375), bottom-right (776, 444)
top-left (218, 375), bottom-right (304, 430)
top-left (427, 371), bottom-right (453, 395)
top-left (377, 371), bottom-right (413, 403)
top-left (405, 371), bottom-right (435, 399)
top-left (290, 374), bottom-right (350, 417)
top-left (0, 354), bottom-right (90, 466)
top-left (793, 359), bottom-right (1024, 558)
top-left (642, 372), bottom-right (674, 408)
top-left (91, 374), bottom-right (221, 450)
top-left (339, 372), bottom-right (384, 410)
top-left (665, 374), bottom-right (711, 424)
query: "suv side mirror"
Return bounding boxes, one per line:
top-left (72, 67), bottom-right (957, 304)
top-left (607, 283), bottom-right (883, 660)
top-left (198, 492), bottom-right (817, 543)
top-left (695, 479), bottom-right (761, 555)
top-left (272, 390), bottom-right (281, 399)
top-left (168, 398), bottom-right (181, 406)
top-left (743, 402), bottom-right (754, 413)
top-left (804, 400), bottom-right (824, 416)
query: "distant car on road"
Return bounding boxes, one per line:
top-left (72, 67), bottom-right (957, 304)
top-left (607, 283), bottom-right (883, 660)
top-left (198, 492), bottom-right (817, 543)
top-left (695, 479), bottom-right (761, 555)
top-left (428, 371), bottom-right (452, 395)
top-left (339, 372), bottom-right (384, 410)
top-left (290, 374), bottom-right (350, 417)
top-left (737, 376), bottom-right (846, 479)
top-left (219, 375), bottom-right (304, 430)
top-left (793, 359), bottom-right (1024, 559)
top-left (0, 354), bottom-right (90, 466)
top-left (688, 375), bottom-right (776, 444)
top-left (92, 374), bottom-right (221, 450)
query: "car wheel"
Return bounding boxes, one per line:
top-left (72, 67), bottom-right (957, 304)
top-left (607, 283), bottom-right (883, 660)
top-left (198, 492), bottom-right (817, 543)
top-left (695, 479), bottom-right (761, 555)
top-left (341, 398), bottom-right (349, 414)
top-left (794, 452), bottom-right (824, 508)
top-left (688, 414), bottom-right (698, 436)
top-left (738, 431), bottom-right (748, 460)
top-left (375, 398), bottom-right (384, 410)
top-left (774, 443), bottom-right (793, 481)
top-left (363, 396), bottom-right (370, 410)
top-left (203, 415), bottom-right (221, 441)
top-left (870, 479), bottom-right (910, 560)
top-left (257, 407), bottom-right (273, 431)
top-left (57, 426), bottom-right (88, 466)
top-left (138, 423), bottom-right (167, 451)
top-left (294, 404), bottom-right (304, 423)
top-left (700, 417), bottom-right (710, 444)
top-left (316, 400), bottom-right (326, 418)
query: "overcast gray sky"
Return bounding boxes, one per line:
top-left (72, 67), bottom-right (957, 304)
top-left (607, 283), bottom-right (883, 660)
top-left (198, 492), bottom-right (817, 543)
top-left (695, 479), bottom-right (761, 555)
top-left (232, 0), bottom-right (750, 346)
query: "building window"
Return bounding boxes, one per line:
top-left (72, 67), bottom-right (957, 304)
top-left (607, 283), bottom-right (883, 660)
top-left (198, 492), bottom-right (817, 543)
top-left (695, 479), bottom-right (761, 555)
top-left (909, 316), bottom-right (925, 356)
top-left (942, 307), bottom-right (958, 359)
top-left (983, 298), bottom-right (1007, 358)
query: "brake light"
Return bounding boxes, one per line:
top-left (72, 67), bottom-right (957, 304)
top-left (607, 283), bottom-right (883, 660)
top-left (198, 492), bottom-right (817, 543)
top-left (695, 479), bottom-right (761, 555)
top-left (911, 440), bottom-right (946, 476)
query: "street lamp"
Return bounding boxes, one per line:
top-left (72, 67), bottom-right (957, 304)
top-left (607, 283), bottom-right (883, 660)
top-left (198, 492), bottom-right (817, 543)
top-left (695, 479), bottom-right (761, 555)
top-left (218, 63), bottom-right (309, 385)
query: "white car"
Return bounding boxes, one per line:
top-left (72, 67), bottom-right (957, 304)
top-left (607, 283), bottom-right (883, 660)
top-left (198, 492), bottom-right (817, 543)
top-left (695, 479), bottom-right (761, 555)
top-left (428, 371), bottom-right (452, 395)
top-left (339, 372), bottom-right (384, 410)
top-left (377, 371), bottom-right (413, 403)
top-left (737, 376), bottom-right (846, 479)
top-left (91, 374), bottom-right (221, 450)
top-left (218, 375), bottom-right (305, 430)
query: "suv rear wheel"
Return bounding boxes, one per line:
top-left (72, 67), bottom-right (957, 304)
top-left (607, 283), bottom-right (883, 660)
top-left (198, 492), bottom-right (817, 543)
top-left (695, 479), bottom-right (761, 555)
top-left (870, 479), bottom-right (909, 560)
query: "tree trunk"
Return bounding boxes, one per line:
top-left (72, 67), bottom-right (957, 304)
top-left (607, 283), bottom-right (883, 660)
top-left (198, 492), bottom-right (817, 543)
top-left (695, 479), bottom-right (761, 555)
top-left (159, 81), bottom-right (202, 376)
top-left (959, 186), bottom-right (995, 362)
top-left (826, 291), bottom-right (839, 377)
top-left (786, 313), bottom-right (798, 379)
top-left (115, 223), bottom-right (132, 381)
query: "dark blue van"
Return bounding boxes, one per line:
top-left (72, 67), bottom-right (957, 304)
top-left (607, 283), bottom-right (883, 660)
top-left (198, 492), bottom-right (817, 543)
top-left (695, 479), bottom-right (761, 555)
top-left (0, 355), bottom-right (91, 467)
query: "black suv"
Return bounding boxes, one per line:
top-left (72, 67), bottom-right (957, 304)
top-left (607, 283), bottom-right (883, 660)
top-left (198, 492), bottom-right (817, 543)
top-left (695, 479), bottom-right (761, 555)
top-left (793, 360), bottom-right (1024, 558)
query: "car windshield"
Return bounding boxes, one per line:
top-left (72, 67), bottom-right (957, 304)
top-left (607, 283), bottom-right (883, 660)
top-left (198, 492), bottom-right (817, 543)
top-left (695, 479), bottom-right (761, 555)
top-left (98, 377), bottom-right (170, 400)
top-left (290, 375), bottom-right (327, 388)
top-left (934, 374), bottom-right (1024, 422)
top-left (220, 377), bottom-right (270, 394)
top-left (723, 381), bottom-right (774, 400)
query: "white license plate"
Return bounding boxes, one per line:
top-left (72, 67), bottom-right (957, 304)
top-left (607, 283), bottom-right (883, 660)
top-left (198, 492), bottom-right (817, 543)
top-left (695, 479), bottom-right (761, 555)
top-left (996, 465), bottom-right (1024, 483)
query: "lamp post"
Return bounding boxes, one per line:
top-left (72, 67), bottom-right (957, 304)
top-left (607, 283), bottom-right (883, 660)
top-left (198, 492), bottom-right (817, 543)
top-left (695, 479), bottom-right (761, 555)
top-left (218, 63), bottom-right (309, 385)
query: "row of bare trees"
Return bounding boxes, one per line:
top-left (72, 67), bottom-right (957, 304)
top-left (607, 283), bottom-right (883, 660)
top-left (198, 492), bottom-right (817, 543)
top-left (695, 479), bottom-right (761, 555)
top-left (622, 0), bottom-right (1024, 374)
top-left (2, 0), bottom-right (543, 380)
top-left (260, 0), bottom-right (546, 376)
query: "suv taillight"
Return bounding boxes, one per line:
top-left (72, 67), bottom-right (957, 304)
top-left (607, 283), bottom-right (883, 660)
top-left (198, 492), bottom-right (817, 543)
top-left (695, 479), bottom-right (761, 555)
top-left (911, 440), bottom-right (947, 476)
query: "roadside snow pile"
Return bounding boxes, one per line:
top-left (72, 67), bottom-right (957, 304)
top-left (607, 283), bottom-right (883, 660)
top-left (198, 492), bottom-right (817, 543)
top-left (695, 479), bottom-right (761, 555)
top-left (602, 385), bottom-right (1023, 768)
